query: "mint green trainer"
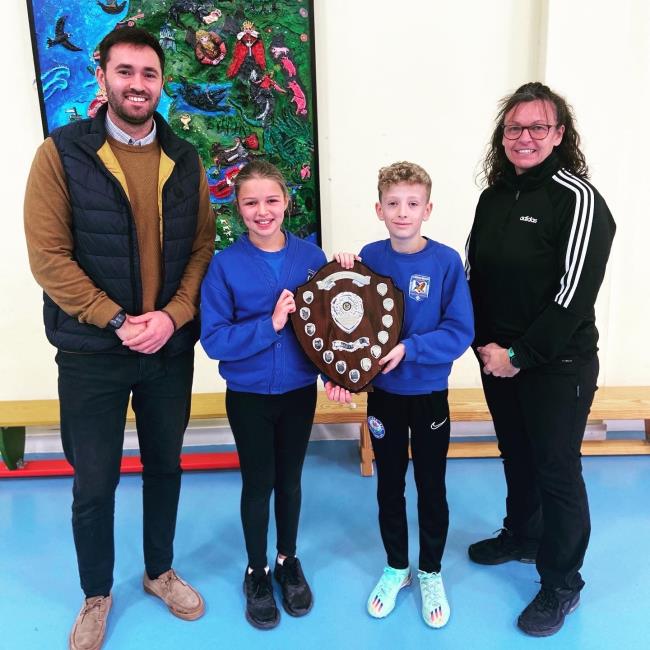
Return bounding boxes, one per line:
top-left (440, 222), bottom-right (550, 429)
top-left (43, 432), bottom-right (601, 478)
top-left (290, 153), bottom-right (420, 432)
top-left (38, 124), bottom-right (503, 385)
top-left (367, 566), bottom-right (412, 618)
top-left (418, 570), bottom-right (450, 628)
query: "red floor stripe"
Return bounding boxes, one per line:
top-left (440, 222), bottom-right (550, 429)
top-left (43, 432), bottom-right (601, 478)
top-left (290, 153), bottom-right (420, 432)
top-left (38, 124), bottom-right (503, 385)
top-left (0, 451), bottom-right (240, 478)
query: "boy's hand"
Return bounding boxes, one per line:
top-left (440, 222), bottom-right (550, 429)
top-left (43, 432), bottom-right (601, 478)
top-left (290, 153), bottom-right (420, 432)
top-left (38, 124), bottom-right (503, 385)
top-left (272, 289), bottom-right (296, 332)
top-left (325, 380), bottom-right (352, 404)
top-left (379, 343), bottom-right (406, 374)
top-left (477, 343), bottom-right (520, 378)
top-left (333, 252), bottom-right (361, 270)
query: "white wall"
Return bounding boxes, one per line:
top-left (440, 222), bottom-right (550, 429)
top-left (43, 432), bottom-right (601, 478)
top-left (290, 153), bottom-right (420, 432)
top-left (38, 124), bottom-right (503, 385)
top-left (544, 0), bottom-right (650, 385)
top-left (1, 2), bottom-right (50, 399)
top-left (2, 0), bottom-right (648, 400)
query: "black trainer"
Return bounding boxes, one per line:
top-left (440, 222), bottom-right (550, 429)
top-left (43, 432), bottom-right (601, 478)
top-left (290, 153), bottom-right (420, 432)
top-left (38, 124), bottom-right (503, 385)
top-left (243, 568), bottom-right (280, 629)
top-left (517, 586), bottom-right (580, 637)
top-left (468, 528), bottom-right (538, 565)
top-left (273, 556), bottom-right (313, 616)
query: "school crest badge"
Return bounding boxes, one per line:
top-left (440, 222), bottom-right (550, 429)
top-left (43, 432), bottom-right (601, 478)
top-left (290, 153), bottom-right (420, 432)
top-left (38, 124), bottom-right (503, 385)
top-left (409, 274), bottom-right (430, 301)
top-left (290, 260), bottom-right (404, 392)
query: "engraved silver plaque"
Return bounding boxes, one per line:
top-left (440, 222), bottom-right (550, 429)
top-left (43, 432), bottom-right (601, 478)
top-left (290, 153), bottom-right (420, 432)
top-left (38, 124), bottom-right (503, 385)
top-left (330, 291), bottom-right (364, 334)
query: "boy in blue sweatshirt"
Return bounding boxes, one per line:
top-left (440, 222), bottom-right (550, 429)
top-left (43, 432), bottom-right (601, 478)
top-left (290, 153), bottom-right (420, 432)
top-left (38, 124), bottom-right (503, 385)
top-left (330, 161), bottom-right (473, 628)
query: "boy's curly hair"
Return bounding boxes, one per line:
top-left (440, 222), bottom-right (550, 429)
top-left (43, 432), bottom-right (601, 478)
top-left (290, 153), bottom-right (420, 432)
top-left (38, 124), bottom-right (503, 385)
top-left (377, 161), bottom-right (432, 200)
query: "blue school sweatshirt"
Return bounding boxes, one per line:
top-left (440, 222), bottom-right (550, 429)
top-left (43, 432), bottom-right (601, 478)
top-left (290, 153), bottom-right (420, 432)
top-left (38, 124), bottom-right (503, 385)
top-left (200, 232), bottom-right (327, 394)
top-left (359, 238), bottom-right (474, 394)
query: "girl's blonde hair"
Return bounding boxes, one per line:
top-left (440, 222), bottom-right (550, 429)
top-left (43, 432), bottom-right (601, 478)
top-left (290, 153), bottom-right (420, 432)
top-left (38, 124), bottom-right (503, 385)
top-left (234, 160), bottom-right (290, 204)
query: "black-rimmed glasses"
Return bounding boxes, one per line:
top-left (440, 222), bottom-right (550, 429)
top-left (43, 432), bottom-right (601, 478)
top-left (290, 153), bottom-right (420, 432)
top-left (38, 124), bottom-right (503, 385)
top-left (502, 124), bottom-right (557, 140)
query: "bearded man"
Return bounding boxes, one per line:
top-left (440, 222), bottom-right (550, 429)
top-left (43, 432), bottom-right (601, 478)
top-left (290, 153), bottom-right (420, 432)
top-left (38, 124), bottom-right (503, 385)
top-left (24, 27), bottom-right (214, 650)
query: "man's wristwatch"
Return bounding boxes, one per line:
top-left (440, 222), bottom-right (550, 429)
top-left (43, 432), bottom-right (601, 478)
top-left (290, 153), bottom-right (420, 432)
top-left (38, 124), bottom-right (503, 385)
top-left (107, 309), bottom-right (127, 331)
top-left (507, 347), bottom-right (520, 369)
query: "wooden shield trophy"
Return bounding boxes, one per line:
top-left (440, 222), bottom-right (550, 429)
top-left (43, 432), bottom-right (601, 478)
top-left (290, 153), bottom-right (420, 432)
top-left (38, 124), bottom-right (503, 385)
top-left (290, 261), bottom-right (404, 392)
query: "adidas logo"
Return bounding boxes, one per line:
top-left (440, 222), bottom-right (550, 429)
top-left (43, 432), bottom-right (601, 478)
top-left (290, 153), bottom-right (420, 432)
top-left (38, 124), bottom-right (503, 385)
top-left (520, 216), bottom-right (538, 223)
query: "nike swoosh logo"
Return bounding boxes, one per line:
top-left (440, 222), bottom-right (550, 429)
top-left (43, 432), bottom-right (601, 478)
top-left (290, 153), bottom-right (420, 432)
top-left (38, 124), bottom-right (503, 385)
top-left (430, 418), bottom-right (448, 430)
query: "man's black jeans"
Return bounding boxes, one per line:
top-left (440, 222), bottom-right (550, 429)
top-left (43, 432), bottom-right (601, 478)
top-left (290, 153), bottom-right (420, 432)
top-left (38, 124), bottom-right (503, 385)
top-left (56, 348), bottom-right (194, 597)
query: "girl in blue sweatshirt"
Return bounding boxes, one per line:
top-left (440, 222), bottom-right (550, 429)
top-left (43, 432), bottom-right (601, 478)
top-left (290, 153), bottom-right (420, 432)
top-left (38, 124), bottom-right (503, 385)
top-left (200, 161), bottom-right (326, 630)
top-left (332, 161), bottom-right (474, 629)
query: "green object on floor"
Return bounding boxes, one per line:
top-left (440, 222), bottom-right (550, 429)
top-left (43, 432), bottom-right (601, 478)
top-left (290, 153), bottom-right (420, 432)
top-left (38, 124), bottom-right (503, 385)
top-left (0, 426), bottom-right (26, 470)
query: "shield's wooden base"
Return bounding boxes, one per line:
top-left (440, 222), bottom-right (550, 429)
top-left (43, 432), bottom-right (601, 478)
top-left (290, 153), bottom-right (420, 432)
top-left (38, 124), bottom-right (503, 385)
top-left (291, 260), bottom-right (404, 392)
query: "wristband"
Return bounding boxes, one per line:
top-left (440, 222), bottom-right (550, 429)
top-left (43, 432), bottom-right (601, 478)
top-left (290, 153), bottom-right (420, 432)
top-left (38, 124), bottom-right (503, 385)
top-left (507, 347), bottom-right (520, 369)
top-left (107, 309), bottom-right (127, 331)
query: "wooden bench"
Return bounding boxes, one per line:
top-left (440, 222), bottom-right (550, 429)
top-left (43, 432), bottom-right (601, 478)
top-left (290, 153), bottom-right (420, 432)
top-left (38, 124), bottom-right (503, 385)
top-left (0, 394), bottom-right (246, 477)
top-left (2, 387), bottom-right (649, 477)
top-left (355, 386), bottom-right (650, 475)
top-left (0, 393), bottom-right (367, 476)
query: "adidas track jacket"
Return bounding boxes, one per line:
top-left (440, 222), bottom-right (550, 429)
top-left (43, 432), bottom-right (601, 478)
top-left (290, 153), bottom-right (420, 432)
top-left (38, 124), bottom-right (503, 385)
top-left (465, 152), bottom-right (616, 370)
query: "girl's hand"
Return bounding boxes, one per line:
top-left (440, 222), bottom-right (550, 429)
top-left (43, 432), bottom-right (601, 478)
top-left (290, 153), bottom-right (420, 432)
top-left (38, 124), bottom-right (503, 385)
top-left (272, 289), bottom-right (296, 332)
top-left (325, 380), bottom-right (352, 404)
top-left (333, 252), bottom-right (361, 270)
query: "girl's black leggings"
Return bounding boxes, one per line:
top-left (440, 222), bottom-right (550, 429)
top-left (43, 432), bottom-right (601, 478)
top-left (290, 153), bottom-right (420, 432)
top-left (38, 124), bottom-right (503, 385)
top-left (226, 383), bottom-right (317, 570)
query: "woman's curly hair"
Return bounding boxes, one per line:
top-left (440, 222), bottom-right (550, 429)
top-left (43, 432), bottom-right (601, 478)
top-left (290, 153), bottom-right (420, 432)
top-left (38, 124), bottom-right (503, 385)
top-left (481, 82), bottom-right (589, 187)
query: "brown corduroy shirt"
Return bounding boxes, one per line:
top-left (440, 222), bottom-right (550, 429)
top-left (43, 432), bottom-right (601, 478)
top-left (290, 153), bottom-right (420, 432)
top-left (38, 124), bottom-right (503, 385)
top-left (24, 136), bottom-right (215, 330)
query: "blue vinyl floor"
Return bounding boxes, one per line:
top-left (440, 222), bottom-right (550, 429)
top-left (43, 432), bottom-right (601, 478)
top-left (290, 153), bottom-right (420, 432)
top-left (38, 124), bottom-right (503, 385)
top-left (1, 440), bottom-right (649, 650)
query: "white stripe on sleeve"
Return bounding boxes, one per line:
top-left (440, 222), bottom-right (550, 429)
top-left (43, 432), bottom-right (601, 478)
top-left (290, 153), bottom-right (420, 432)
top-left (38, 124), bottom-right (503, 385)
top-left (552, 170), bottom-right (594, 308)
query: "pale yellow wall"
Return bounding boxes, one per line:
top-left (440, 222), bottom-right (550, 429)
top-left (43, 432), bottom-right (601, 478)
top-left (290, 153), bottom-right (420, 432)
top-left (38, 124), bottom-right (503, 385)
top-left (2, 0), bottom-right (647, 399)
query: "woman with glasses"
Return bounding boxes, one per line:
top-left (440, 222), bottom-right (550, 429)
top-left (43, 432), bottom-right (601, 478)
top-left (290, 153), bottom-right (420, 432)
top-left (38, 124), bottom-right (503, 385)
top-left (464, 82), bottom-right (616, 637)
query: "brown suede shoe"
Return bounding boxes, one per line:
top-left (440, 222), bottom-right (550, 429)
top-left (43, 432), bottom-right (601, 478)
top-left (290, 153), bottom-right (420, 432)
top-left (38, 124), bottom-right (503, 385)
top-left (69, 594), bottom-right (112, 650)
top-left (143, 569), bottom-right (205, 620)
